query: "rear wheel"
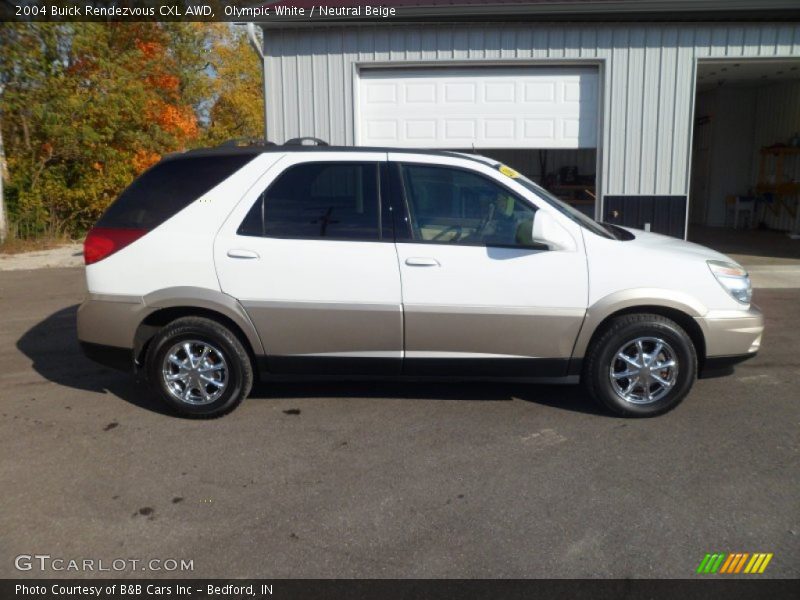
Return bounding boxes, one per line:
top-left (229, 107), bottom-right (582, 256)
top-left (146, 317), bottom-right (253, 418)
top-left (582, 313), bottom-right (697, 417)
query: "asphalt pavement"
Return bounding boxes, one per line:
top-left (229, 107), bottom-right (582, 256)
top-left (1, 267), bottom-right (798, 578)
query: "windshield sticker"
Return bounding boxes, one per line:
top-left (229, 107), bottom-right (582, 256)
top-left (499, 164), bottom-right (520, 179)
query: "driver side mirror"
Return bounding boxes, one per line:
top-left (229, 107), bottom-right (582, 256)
top-left (531, 210), bottom-right (576, 251)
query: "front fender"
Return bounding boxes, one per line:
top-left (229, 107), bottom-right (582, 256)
top-left (571, 288), bottom-right (708, 359)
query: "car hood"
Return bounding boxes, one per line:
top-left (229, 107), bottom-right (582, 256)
top-left (620, 227), bottom-right (736, 265)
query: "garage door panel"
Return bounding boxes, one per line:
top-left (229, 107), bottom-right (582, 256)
top-left (406, 120), bottom-right (437, 141)
top-left (525, 81), bottom-right (556, 102)
top-left (406, 83), bottom-right (435, 103)
top-left (357, 67), bottom-right (598, 149)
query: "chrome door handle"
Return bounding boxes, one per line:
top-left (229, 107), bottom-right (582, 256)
top-left (227, 249), bottom-right (260, 259)
top-left (405, 257), bottom-right (440, 267)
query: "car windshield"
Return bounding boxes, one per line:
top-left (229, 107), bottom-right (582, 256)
top-left (493, 164), bottom-right (616, 240)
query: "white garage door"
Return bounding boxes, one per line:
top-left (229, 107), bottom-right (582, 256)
top-left (356, 66), bottom-right (598, 149)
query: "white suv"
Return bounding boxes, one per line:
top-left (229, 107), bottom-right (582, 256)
top-left (77, 143), bottom-right (764, 418)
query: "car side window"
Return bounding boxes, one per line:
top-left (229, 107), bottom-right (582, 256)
top-left (400, 164), bottom-right (538, 248)
top-left (238, 162), bottom-right (380, 240)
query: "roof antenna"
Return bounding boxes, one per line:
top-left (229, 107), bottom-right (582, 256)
top-left (471, 142), bottom-right (476, 154)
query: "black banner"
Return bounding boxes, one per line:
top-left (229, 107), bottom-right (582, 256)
top-left (3, 0), bottom-right (799, 23)
top-left (3, 579), bottom-right (800, 600)
top-left (2, 1), bottom-right (405, 23)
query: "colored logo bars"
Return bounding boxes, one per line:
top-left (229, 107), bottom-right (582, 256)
top-left (697, 553), bottom-right (773, 574)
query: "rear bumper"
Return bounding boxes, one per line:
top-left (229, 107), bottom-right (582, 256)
top-left (77, 295), bottom-right (141, 372)
top-left (77, 294), bottom-right (144, 349)
top-left (696, 304), bottom-right (764, 373)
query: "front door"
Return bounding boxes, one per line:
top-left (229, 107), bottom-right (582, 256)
top-left (215, 153), bottom-right (402, 374)
top-left (391, 158), bottom-right (588, 376)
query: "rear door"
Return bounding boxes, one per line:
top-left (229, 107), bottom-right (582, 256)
top-left (214, 152), bottom-right (402, 375)
top-left (389, 153), bottom-right (588, 376)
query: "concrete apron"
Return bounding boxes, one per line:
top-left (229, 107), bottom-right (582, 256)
top-left (746, 264), bottom-right (800, 289)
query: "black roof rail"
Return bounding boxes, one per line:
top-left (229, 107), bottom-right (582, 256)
top-left (168, 143), bottom-right (498, 164)
top-left (284, 137), bottom-right (329, 147)
top-left (217, 138), bottom-right (277, 148)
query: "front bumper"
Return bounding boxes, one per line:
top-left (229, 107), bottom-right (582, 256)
top-left (695, 304), bottom-right (764, 372)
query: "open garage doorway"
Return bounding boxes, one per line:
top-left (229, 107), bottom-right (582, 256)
top-left (473, 147), bottom-right (597, 218)
top-left (356, 65), bottom-right (600, 218)
top-left (689, 59), bottom-right (800, 264)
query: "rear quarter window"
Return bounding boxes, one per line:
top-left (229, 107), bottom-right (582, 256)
top-left (97, 155), bottom-right (255, 230)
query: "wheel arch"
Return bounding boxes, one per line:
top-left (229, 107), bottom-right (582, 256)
top-left (134, 287), bottom-right (264, 370)
top-left (573, 290), bottom-right (708, 368)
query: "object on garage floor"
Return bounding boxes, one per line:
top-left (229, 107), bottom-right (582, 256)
top-left (725, 195), bottom-right (756, 229)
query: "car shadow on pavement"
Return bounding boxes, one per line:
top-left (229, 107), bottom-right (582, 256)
top-left (252, 380), bottom-right (606, 416)
top-left (18, 305), bottom-right (606, 418)
top-left (16, 304), bottom-right (175, 416)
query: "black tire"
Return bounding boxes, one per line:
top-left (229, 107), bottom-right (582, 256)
top-left (582, 313), bottom-right (697, 417)
top-left (145, 316), bottom-right (253, 418)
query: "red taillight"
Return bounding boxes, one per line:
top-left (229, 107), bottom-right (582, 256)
top-left (84, 227), bottom-right (147, 265)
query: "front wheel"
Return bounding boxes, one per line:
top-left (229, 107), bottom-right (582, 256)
top-left (146, 317), bottom-right (253, 418)
top-left (582, 314), bottom-right (697, 417)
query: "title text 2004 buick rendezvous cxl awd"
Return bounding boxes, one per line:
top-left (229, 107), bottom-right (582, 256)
top-left (78, 143), bottom-right (764, 418)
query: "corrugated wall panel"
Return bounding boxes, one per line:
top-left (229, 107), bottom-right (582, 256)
top-left (654, 28), bottom-right (678, 194)
top-left (264, 23), bottom-right (800, 199)
top-left (327, 30), bottom-right (345, 147)
top-left (311, 32), bottom-right (329, 144)
top-left (624, 28), bottom-right (645, 194)
top-left (670, 28), bottom-right (697, 197)
top-left (606, 27), bottom-right (628, 194)
top-left (726, 26), bottom-right (745, 56)
top-left (342, 29), bottom-right (358, 145)
top-left (296, 38), bottom-right (314, 137)
top-left (640, 29), bottom-right (660, 195)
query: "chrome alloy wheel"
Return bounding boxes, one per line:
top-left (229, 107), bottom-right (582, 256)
top-left (609, 337), bottom-right (678, 405)
top-left (162, 340), bottom-right (228, 405)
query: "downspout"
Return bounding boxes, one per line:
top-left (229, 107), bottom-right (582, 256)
top-left (246, 23), bottom-right (268, 144)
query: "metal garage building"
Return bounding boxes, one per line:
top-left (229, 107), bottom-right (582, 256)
top-left (256, 0), bottom-right (800, 239)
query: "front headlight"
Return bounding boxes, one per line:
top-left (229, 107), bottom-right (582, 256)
top-left (707, 260), bottom-right (752, 304)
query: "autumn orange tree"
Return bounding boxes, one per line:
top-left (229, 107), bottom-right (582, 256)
top-left (205, 25), bottom-right (263, 145)
top-left (0, 22), bottom-right (237, 239)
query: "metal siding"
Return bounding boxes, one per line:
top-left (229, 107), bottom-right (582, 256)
top-left (327, 30), bottom-right (345, 147)
top-left (298, 40), bottom-right (315, 136)
top-left (264, 23), bottom-right (800, 197)
top-left (501, 28), bottom-right (517, 59)
top-left (624, 27), bottom-right (645, 194)
top-left (640, 28), bottom-right (662, 194)
top-left (608, 27), bottom-right (629, 194)
top-left (604, 196), bottom-right (688, 238)
top-left (671, 27), bottom-right (697, 196)
top-left (655, 27), bottom-right (678, 194)
top-left (343, 29), bottom-right (358, 145)
top-left (726, 26), bottom-right (746, 56)
top-left (453, 27), bottom-right (469, 60)
top-left (265, 30), bottom-right (283, 143)
top-left (435, 28), bottom-right (453, 60)
top-left (311, 32), bottom-right (329, 144)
